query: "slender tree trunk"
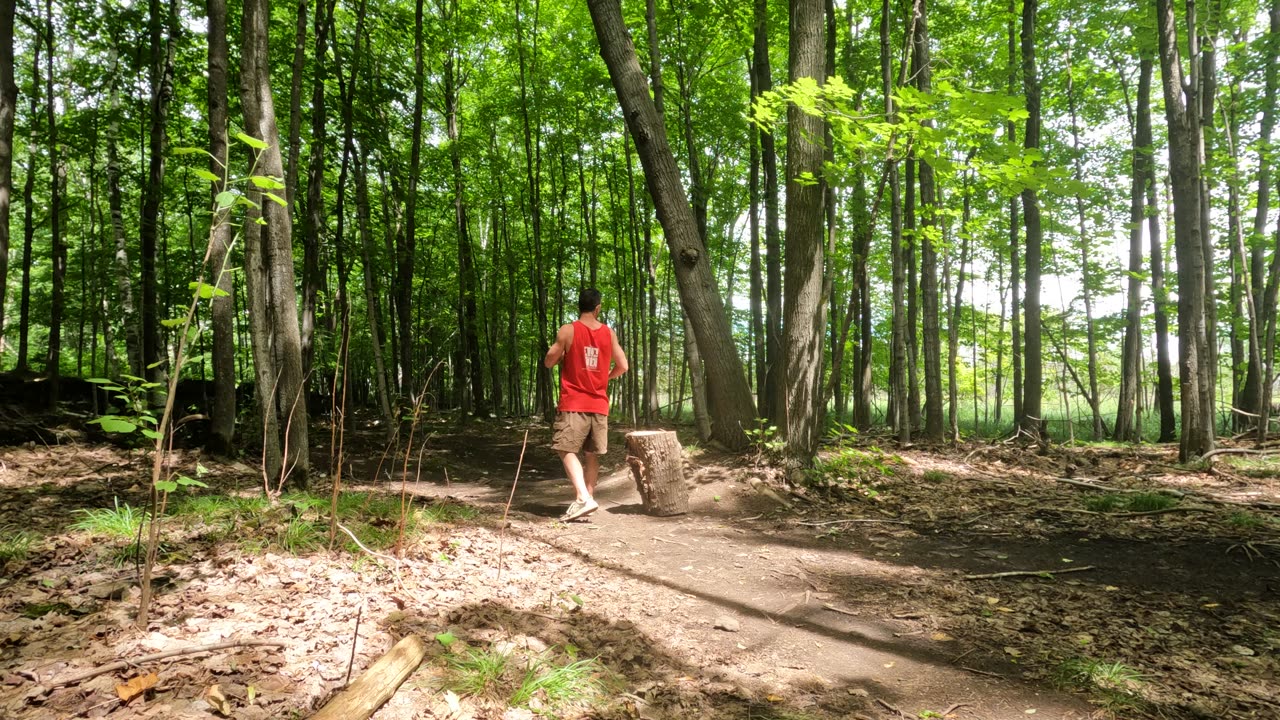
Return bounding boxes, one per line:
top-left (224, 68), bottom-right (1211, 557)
top-left (139, 0), bottom-right (179, 396)
top-left (104, 42), bottom-right (142, 378)
top-left (1020, 0), bottom-right (1044, 439)
top-left (1155, 0), bottom-right (1214, 460)
top-left (285, 0), bottom-right (306, 207)
top-left (749, 60), bottom-right (765, 415)
top-left (1116, 55), bottom-right (1154, 442)
top-left (915, 0), bottom-right (943, 441)
top-left (754, 0), bottom-right (783, 426)
top-left (207, 0), bottom-right (237, 453)
top-left (42, 0), bottom-right (64, 403)
top-left (396, 0), bottom-right (426, 394)
top-left (587, 0), bottom-right (756, 449)
top-left (300, 0), bottom-right (335, 381)
top-left (241, 0), bottom-right (310, 485)
top-left (948, 173), bottom-right (971, 442)
top-left (884, 0), bottom-right (908, 441)
top-left (1066, 44), bottom-right (1102, 439)
top-left (1243, 0), bottom-right (1278, 424)
top-left (1007, 0), bottom-right (1022, 430)
top-left (0, 0), bottom-right (14, 360)
top-left (15, 40), bottom-right (36, 373)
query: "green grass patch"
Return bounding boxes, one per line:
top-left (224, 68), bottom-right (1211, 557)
top-left (1125, 492), bottom-right (1179, 513)
top-left (921, 469), bottom-right (951, 483)
top-left (808, 446), bottom-right (901, 497)
top-left (509, 656), bottom-right (608, 708)
top-left (1055, 657), bottom-right (1148, 711)
top-left (0, 531), bottom-right (33, 563)
top-left (69, 499), bottom-right (145, 538)
top-left (1229, 511), bottom-right (1269, 529)
top-left (445, 647), bottom-right (512, 697)
top-left (1083, 491), bottom-right (1179, 514)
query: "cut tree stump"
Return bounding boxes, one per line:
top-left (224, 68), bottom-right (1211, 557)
top-left (626, 430), bottom-right (689, 516)
top-left (311, 634), bottom-right (427, 720)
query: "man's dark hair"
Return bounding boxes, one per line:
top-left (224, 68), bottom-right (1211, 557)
top-left (578, 288), bottom-right (603, 314)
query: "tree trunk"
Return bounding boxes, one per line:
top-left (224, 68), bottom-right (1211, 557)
top-left (626, 430), bottom-right (689, 516)
top-left (754, 0), bottom-right (783, 426)
top-left (914, 0), bottom-right (943, 442)
top-left (42, 0), bottom-right (64, 403)
top-left (300, 0), bottom-right (335, 381)
top-left (1116, 55), bottom-right (1154, 442)
top-left (1006, 0), bottom-right (1022, 430)
top-left (948, 173), bottom-right (971, 442)
top-left (15, 39), bottom-right (35, 373)
top-left (1020, 0), bottom-right (1043, 439)
top-left (1156, 0), bottom-right (1214, 460)
top-left (587, 0), bottom-right (756, 449)
top-left (1243, 0), bottom-right (1279, 425)
top-left (285, 0), bottom-right (306, 208)
top-left (884, 0), bottom-right (908, 441)
top-left (780, 0), bottom-right (826, 462)
top-left (140, 0), bottom-right (179, 395)
top-left (396, 0), bottom-right (426, 394)
top-left (105, 42), bottom-right (141, 378)
top-left (0, 0), bottom-right (14, 360)
top-left (207, 0), bottom-right (236, 453)
top-left (241, 0), bottom-right (310, 485)
top-left (1066, 45), bottom-right (1102, 440)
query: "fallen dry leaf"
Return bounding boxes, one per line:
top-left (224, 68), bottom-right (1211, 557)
top-left (206, 683), bottom-right (232, 716)
top-left (115, 672), bottom-right (158, 702)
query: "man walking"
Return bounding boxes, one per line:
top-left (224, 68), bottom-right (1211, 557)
top-left (544, 288), bottom-right (628, 521)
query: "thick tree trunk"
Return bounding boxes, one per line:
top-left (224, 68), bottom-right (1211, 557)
top-left (241, 0), bottom-right (310, 485)
top-left (626, 430), bottom-right (688, 516)
top-left (206, 0), bottom-right (236, 454)
top-left (1156, 0), bottom-right (1214, 460)
top-left (1020, 0), bottom-right (1043, 439)
top-left (587, 0), bottom-right (756, 449)
top-left (781, 0), bottom-right (826, 462)
top-left (0, 0), bottom-right (13, 359)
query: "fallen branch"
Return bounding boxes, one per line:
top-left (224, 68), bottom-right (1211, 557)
top-left (1201, 447), bottom-right (1280, 463)
top-left (963, 565), bottom-right (1095, 581)
top-left (796, 518), bottom-right (909, 527)
top-left (875, 697), bottom-right (909, 719)
top-left (1053, 506), bottom-right (1214, 518)
top-left (311, 634), bottom-right (428, 720)
top-left (823, 603), bottom-right (860, 617)
top-left (48, 638), bottom-right (286, 688)
top-left (1054, 476), bottom-right (1185, 497)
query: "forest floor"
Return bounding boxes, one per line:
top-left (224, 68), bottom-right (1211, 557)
top-left (0, 413), bottom-right (1278, 720)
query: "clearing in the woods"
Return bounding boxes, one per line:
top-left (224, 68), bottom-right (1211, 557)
top-left (1, 417), bottom-right (1278, 720)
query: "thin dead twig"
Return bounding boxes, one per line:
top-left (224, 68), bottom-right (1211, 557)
top-left (822, 603), bottom-right (859, 617)
top-left (797, 518), bottom-right (909, 527)
top-left (963, 565), bottom-right (1095, 580)
top-left (875, 697), bottom-right (909, 719)
top-left (48, 639), bottom-right (286, 688)
top-left (496, 430), bottom-right (529, 586)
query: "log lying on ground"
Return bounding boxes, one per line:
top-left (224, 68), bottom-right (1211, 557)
top-left (311, 634), bottom-right (427, 720)
top-left (626, 430), bottom-right (689, 516)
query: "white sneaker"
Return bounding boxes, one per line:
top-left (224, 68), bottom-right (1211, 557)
top-left (561, 498), bottom-right (599, 521)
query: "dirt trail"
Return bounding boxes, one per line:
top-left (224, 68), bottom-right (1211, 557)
top-left (389, 440), bottom-right (1098, 720)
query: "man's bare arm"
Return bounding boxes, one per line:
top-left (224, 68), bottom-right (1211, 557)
top-left (543, 324), bottom-right (573, 368)
top-left (609, 329), bottom-right (629, 379)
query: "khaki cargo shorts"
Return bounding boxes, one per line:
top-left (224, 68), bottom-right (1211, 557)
top-left (552, 412), bottom-right (609, 455)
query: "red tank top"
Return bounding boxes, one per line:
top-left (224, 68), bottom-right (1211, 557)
top-left (557, 321), bottom-right (613, 415)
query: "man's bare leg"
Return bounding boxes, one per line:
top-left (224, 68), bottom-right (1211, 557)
top-left (558, 451), bottom-right (592, 502)
top-left (583, 452), bottom-right (599, 497)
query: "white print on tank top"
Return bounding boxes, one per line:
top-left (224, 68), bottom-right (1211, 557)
top-left (584, 345), bottom-right (599, 371)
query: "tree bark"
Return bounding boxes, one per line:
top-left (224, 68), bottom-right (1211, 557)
top-left (915, 0), bottom-right (943, 442)
top-left (780, 0), bottom-right (826, 462)
top-left (42, 0), bottom-right (63, 403)
top-left (1156, 0), bottom-right (1215, 460)
top-left (0, 0), bottom-right (13, 360)
top-left (1116, 55), bottom-right (1154, 442)
top-left (140, 0), bottom-right (179, 395)
top-left (241, 0), bottom-right (310, 485)
top-left (300, 0), bottom-right (335, 381)
top-left (311, 635), bottom-right (428, 720)
top-left (587, 0), bottom-right (756, 449)
top-left (104, 41), bottom-right (141, 378)
top-left (626, 430), bottom-right (688, 516)
top-left (754, 0), bottom-right (783, 426)
top-left (1020, 0), bottom-right (1043, 439)
top-left (207, 0), bottom-right (237, 454)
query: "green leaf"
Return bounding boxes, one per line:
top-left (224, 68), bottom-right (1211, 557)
top-left (192, 168), bottom-right (221, 183)
top-left (98, 417), bottom-right (137, 433)
top-left (154, 479), bottom-right (178, 493)
top-left (161, 317), bottom-right (185, 328)
top-left (234, 132), bottom-right (269, 150)
top-left (196, 463), bottom-right (209, 476)
top-left (249, 175), bottom-right (286, 190)
top-left (214, 191), bottom-right (236, 209)
top-left (86, 378), bottom-right (113, 384)
top-left (175, 475), bottom-right (209, 488)
top-left (141, 429), bottom-right (163, 440)
top-left (264, 192), bottom-right (287, 207)
top-left (435, 632), bottom-right (456, 647)
top-left (171, 146), bottom-right (207, 156)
